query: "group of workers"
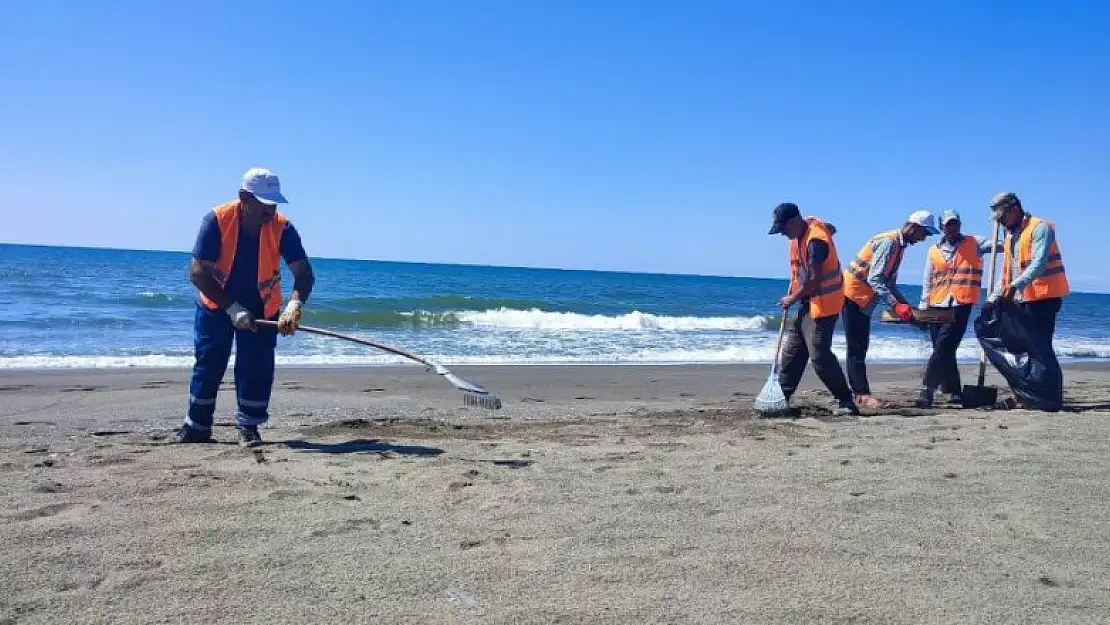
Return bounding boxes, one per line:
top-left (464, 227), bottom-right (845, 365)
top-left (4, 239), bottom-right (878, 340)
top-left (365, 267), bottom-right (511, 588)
top-left (169, 166), bottom-right (1071, 446)
top-left (768, 191), bottom-right (1069, 417)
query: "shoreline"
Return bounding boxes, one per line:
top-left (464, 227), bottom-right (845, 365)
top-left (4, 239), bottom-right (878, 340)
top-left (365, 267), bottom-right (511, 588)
top-left (5, 359), bottom-right (1110, 373)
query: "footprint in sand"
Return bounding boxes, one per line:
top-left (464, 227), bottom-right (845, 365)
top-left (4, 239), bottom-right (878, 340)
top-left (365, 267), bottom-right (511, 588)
top-left (267, 489), bottom-right (313, 500)
top-left (32, 481), bottom-right (68, 494)
top-left (307, 517), bottom-right (380, 538)
top-left (8, 502), bottom-right (76, 521)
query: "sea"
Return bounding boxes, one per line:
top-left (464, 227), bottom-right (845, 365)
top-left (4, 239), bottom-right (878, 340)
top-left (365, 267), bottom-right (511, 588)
top-left (3, 243), bottom-right (1109, 370)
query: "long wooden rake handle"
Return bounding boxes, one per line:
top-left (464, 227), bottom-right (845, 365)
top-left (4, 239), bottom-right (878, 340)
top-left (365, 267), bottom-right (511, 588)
top-left (256, 319), bottom-right (433, 368)
top-left (771, 309), bottom-right (789, 376)
top-left (978, 220), bottom-right (1001, 386)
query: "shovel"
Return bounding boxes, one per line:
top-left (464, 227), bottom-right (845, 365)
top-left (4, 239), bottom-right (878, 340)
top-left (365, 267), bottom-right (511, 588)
top-left (961, 220), bottom-right (1001, 408)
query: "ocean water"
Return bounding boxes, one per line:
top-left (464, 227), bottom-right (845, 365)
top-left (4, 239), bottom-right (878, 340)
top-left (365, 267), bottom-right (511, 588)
top-left (2, 243), bottom-right (1109, 369)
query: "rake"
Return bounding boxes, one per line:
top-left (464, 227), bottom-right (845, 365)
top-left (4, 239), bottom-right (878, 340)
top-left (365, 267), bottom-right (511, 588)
top-left (754, 308), bottom-right (791, 416)
top-left (256, 320), bottom-right (502, 409)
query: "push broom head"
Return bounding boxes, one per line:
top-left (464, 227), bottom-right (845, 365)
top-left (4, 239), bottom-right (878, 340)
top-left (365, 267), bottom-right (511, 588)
top-left (754, 373), bottom-right (789, 415)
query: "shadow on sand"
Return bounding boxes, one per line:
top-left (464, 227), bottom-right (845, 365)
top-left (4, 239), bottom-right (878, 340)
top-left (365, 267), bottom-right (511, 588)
top-left (283, 438), bottom-right (444, 457)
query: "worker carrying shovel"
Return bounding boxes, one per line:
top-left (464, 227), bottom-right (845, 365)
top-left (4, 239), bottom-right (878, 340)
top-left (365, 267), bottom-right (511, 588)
top-left (974, 192), bottom-right (1070, 411)
top-left (914, 209), bottom-right (997, 408)
top-left (841, 210), bottom-right (939, 408)
top-left (766, 203), bottom-right (860, 417)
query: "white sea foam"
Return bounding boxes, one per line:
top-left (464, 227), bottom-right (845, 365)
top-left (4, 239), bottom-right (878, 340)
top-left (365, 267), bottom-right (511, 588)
top-left (3, 336), bottom-right (1108, 369)
top-left (456, 308), bottom-right (770, 331)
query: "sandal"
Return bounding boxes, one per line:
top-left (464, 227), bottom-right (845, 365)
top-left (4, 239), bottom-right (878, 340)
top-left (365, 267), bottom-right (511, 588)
top-left (994, 396), bottom-right (1018, 410)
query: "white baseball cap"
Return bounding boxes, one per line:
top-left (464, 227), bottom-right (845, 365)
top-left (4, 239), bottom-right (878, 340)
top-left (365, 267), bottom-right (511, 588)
top-left (939, 208), bottom-right (960, 225)
top-left (906, 210), bottom-right (939, 235)
top-left (240, 167), bottom-right (288, 205)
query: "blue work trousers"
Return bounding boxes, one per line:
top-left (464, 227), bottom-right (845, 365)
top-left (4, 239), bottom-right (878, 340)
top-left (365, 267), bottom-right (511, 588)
top-left (186, 304), bottom-right (278, 430)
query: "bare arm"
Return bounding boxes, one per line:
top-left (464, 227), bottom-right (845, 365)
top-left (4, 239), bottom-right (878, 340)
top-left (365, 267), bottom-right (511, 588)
top-left (190, 258), bottom-right (231, 310)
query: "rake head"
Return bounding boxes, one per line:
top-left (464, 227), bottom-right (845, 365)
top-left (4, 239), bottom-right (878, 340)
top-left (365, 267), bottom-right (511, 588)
top-left (754, 374), bottom-right (789, 416)
top-left (463, 392), bottom-right (503, 410)
top-left (435, 365), bottom-right (503, 410)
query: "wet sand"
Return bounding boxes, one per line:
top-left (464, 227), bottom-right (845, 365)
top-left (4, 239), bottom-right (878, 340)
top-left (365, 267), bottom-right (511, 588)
top-left (2, 363), bottom-right (1109, 624)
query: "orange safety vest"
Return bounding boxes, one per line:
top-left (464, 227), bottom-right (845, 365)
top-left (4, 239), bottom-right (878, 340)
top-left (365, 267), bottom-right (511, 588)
top-left (842, 230), bottom-right (904, 309)
top-left (925, 236), bottom-right (984, 306)
top-left (1001, 214), bottom-right (1069, 302)
top-left (197, 201), bottom-right (288, 319)
top-left (789, 217), bottom-right (844, 318)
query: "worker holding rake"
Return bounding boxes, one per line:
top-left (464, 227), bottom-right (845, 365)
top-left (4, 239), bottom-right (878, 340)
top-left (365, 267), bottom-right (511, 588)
top-left (763, 203), bottom-right (859, 417)
top-left (174, 168), bottom-right (315, 448)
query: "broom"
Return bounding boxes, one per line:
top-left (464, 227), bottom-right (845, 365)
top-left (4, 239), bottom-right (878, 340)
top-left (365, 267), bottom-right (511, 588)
top-left (256, 320), bottom-right (503, 409)
top-left (754, 308), bottom-right (791, 415)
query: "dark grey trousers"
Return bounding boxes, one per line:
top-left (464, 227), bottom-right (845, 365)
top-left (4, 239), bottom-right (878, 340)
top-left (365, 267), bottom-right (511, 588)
top-left (778, 304), bottom-right (854, 404)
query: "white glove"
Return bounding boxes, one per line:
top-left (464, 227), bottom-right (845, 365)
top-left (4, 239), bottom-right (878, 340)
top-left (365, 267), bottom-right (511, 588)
top-left (226, 302), bottom-right (256, 331)
top-left (277, 299), bottom-right (303, 335)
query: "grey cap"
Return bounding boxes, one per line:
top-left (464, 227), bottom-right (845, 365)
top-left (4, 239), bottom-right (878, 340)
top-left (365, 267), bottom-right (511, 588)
top-left (990, 191), bottom-right (1020, 210)
top-left (939, 208), bottom-right (960, 225)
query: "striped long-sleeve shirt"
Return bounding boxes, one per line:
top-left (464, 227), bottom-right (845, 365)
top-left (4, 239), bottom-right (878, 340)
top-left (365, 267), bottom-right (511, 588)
top-left (863, 233), bottom-right (909, 315)
top-left (918, 234), bottom-right (997, 308)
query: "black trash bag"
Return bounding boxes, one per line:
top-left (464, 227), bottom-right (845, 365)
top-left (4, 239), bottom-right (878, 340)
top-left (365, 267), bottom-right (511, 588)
top-left (973, 298), bottom-right (1063, 412)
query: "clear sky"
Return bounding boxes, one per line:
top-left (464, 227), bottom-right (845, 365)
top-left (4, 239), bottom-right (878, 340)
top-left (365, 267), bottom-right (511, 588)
top-left (1, 1), bottom-right (1107, 290)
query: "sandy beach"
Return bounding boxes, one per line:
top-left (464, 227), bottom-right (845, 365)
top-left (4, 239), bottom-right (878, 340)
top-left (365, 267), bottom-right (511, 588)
top-left (2, 362), bottom-right (1109, 624)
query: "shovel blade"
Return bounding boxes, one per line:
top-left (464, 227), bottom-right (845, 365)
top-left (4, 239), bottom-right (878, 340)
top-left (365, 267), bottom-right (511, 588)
top-left (961, 384), bottom-right (998, 408)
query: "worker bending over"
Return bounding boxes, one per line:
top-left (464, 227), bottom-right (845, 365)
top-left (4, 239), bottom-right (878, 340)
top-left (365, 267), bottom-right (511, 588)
top-left (767, 203), bottom-right (859, 417)
top-left (175, 168), bottom-right (315, 447)
top-left (841, 211), bottom-right (939, 408)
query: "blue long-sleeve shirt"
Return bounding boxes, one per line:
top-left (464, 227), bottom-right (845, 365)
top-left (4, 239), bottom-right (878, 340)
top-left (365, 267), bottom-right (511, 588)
top-left (864, 233), bottom-right (909, 315)
top-left (919, 234), bottom-right (997, 308)
top-left (989, 218), bottom-right (1054, 303)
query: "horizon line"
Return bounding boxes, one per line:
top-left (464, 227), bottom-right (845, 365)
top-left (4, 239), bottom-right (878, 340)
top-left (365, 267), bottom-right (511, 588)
top-left (4, 240), bottom-right (1108, 296)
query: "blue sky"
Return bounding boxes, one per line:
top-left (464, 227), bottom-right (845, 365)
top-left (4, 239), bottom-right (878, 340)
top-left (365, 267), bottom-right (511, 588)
top-left (1, 1), bottom-right (1107, 289)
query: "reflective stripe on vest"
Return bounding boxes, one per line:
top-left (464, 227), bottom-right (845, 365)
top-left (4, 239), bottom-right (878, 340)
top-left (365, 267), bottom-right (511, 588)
top-left (789, 217), bottom-right (844, 318)
top-left (197, 201), bottom-right (288, 319)
top-left (842, 230), bottom-right (902, 309)
top-left (926, 236), bottom-right (984, 306)
top-left (1001, 215), bottom-right (1070, 302)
